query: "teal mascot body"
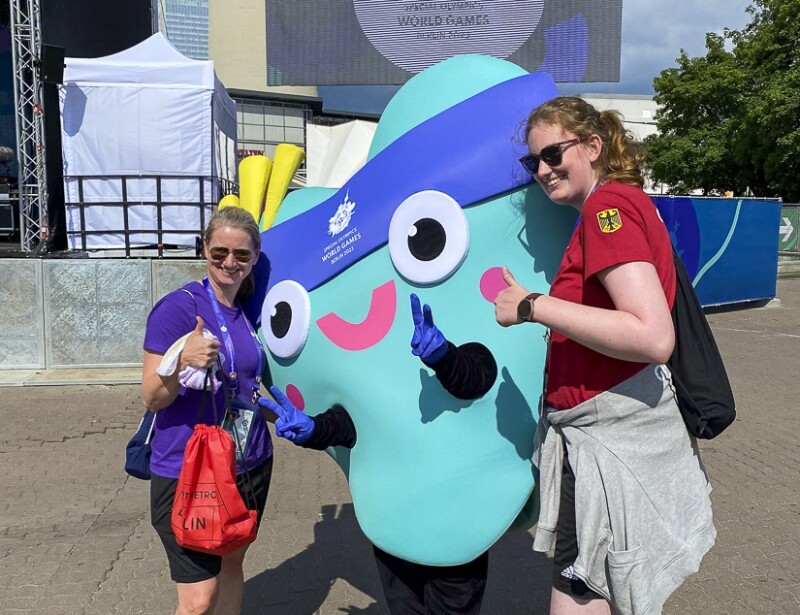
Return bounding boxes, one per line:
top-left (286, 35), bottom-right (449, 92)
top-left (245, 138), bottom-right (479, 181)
top-left (256, 55), bottom-right (575, 566)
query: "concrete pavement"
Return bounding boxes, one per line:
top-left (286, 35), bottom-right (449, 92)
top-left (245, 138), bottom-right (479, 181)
top-left (1, 277), bottom-right (799, 614)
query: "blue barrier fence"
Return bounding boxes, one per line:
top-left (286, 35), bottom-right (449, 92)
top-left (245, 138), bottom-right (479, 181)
top-left (652, 196), bottom-right (782, 306)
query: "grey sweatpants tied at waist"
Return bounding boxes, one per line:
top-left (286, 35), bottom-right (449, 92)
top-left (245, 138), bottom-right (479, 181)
top-left (533, 364), bottom-right (716, 615)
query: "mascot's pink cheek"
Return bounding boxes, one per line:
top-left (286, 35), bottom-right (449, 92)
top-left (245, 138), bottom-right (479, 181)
top-left (480, 267), bottom-right (508, 302)
top-left (285, 384), bottom-right (305, 411)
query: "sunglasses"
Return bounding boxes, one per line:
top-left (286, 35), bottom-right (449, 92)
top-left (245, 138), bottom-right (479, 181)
top-left (208, 246), bottom-right (253, 263)
top-left (519, 137), bottom-right (586, 175)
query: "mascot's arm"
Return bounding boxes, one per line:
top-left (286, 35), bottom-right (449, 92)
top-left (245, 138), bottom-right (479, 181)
top-left (304, 404), bottom-right (357, 450)
top-left (410, 293), bottom-right (496, 398)
top-left (428, 341), bottom-right (497, 400)
top-left (260, 388), bottom-right (357, 449)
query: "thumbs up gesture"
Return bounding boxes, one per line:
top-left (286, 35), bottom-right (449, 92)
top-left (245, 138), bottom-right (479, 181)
top-left (180, 316), bottom-right (221, 369)
top-left (494, 267), bottom-right (532, 327)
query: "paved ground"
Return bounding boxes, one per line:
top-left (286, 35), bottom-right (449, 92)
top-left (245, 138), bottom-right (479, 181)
top-left (1, 278), bottom-right (798, 615)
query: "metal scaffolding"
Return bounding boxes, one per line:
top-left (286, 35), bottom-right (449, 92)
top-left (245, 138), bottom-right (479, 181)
top-left (9, 0), bottom-right (48, 252)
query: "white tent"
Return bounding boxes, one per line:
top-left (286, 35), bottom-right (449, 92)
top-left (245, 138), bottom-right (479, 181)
top-left (59, 33), bottom-right (237, 250)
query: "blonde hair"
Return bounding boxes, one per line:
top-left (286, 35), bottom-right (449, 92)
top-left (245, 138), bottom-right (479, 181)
top-left (204, 207), bottom-right (261, 299)
top-left (525, 96), bottom-right (645, 188)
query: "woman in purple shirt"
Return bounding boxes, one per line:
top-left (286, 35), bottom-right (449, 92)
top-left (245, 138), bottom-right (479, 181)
top-left (141, 207), bottom-right (272, 615)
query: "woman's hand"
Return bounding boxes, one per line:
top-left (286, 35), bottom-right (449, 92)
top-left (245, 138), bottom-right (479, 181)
top-left (494, 267), bottom-right (532, 327)
top-left (142, 317), bottom-right (221, 410)
top-left (179, 317), bottom-right (221, 370)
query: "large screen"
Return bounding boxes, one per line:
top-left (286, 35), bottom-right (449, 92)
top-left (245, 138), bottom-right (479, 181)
top-left (266, 0), bottom-right (621, 85)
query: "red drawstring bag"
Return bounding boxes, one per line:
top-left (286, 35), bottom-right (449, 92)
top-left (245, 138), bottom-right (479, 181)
top-left (171, 372), bottom-right (258, 556)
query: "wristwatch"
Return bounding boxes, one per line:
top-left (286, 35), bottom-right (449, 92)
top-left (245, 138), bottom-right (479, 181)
top-left (517, 293), bottom-right (543, 323)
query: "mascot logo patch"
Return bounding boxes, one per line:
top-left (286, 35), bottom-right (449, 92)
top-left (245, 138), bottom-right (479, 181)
top-left (597, 208), bottom-right (622, 233)
top-left (328, 190), bottom-right (356, 236)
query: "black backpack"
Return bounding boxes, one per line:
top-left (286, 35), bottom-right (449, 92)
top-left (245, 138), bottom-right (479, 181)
top-left (666, 249), bottom-right (736, 439)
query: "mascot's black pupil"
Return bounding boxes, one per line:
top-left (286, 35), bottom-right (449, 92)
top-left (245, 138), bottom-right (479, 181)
top-left (408, 218), bottom-right (446, 262)
top-left (271, 302), bottom-right (292, 339)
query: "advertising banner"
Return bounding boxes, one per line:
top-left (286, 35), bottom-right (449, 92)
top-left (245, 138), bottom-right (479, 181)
top-left (266, 0), bottom-right (622, 85)
top-left (653, 196), bottom-right (782, 306)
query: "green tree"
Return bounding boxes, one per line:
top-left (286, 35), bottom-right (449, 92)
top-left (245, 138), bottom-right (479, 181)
top-left (645, 0), bottom-right (800, 201)
top-left (733, 0), bottom-right (800, 201)
top-left (646, 33), bottom-right (748, 196)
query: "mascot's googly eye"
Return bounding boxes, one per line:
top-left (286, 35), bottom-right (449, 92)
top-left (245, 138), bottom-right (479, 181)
top-left (388, 190), bottom-right (469, 284)
top-left (261, 280), bottom-right (310, 359)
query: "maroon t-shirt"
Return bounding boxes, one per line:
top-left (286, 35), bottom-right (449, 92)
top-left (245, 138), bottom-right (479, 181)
top-left (545, 182), bottom-right (676, 410)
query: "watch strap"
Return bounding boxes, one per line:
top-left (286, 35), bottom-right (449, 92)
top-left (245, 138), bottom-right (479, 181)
top-left (519, 292), bottom-right (543, 322)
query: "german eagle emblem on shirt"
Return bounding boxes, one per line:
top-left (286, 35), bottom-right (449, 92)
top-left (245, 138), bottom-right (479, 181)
top-left (596, 208), bottom-right (622, 233)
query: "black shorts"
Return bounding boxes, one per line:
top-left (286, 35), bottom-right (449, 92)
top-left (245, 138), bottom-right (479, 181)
top-left (372, 546), bottom-right (488, 615)
top-left (552, 453), bottom-right (604, 600)
top-left (150, 456), bottom-right (273, 583)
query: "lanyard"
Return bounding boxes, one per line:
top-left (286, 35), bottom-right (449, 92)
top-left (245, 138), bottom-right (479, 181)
top-left (203, 278), bottom-right (264, 397)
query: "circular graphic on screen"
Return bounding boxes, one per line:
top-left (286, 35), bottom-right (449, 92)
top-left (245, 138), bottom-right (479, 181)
top-left (354, 0), bottom-right (544, 73)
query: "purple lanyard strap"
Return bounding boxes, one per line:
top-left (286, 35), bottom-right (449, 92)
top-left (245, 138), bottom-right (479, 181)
top-left (203, 278), bottom-right (264, 398)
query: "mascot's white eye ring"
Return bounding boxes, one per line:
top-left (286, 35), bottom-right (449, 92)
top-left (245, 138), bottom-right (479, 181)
top-left (388, 190), bottom-right (469, 284)
top-left (261, 280), bottom-right (310, 359)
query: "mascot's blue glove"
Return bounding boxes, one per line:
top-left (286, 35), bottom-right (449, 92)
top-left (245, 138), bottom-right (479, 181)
top-left (410, 293), bottom-right (449, 365)
top-left (258, 385), bottom-right (315, 445)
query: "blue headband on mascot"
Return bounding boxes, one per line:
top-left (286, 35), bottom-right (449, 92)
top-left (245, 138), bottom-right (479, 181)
top-left (259, 71), bottom-right (557, 298)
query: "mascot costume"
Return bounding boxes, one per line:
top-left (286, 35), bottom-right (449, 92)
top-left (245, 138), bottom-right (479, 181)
top-left (246, 54), bottom-right (576, 606)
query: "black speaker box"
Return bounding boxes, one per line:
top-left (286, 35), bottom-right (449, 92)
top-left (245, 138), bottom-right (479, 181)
top-left (40, 45), bottom-right (65, 84)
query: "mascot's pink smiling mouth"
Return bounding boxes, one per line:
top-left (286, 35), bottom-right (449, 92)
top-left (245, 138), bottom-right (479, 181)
top-left (316, 280), bottom-right (397, 351)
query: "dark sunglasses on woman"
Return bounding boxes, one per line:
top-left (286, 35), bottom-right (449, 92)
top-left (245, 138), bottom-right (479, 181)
top-left (209, 246), bottom-right (253, 263)
top-left (519, 137), bottom-right (587, 175)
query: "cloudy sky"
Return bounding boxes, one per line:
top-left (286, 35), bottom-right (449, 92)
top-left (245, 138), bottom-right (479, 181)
top-left (319, 0), bottom-right (754, 113)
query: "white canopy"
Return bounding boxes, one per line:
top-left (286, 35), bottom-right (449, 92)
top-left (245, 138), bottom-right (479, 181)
top-left (59, 33), bottom-right (237, 250)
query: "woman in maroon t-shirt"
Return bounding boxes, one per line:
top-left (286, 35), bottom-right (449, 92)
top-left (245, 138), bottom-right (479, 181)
top-left (494, 97), bottom-right (707, 615)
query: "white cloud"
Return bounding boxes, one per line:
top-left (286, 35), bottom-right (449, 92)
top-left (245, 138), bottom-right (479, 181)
top-left (562, 0), bottom-right (752, 95)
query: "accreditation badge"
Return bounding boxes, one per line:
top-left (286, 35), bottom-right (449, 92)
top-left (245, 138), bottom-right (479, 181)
top-left (222, 405), bottom-right (255, 464)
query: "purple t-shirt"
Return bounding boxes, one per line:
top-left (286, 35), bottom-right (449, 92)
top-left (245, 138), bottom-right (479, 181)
top-left (144, 280), bottom-right (273, 479)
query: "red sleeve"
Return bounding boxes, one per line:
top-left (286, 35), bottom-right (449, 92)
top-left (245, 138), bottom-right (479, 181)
top-left (580, 188), bottom-right (654, 280)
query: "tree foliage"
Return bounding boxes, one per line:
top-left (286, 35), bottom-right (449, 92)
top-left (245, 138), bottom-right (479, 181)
top-left (644, 0), bottom-right (800, 201)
